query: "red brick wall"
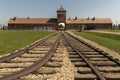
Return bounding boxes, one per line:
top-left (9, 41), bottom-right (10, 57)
top-left (66, 23), bottom-right (112, 30)
top-left (8, 23), bottom-right (112, 30)
top-left (8, 24), bottom-right (58, 30)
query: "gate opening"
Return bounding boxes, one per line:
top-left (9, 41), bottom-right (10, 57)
top-left (58, 22), bottom-right (65, 30)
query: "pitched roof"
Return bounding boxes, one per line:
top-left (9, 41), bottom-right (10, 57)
top-left (8, 18), bottom-right (57, 24)
top-left (8, 17), bottom-right (112, 25)
top-left (66, 18), bottom-right (112, 24)
top-left (57, 6), bottom-right (66, 11)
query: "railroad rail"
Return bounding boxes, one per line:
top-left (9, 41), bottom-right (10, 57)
top-left (63, 32), bottom-right (120, 80)
top-left (0, 32), bottom-right (62, 80)
top-left (0, 31), bottom-right (120, 80)
top-left (0, 33), bottom-right (57, 63)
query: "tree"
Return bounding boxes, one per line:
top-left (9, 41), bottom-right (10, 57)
top-left (118, 24), bottom-right (120, 29)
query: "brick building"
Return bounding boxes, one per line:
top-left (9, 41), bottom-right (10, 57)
top-left (8, 6), bottom-right (112, 30)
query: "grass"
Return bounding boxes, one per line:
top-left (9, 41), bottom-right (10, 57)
top-left (0, 30), bottom-right (55, 55)
top-left (74, 31), bottom-right (120, 54)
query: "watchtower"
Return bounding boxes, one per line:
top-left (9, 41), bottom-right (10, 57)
top-left (57, 6), bottom-right (66, 29)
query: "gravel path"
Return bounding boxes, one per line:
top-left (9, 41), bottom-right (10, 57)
top-left (45, 40), bottom-right (76, 80)
top-left (18, 39), bottom-right (76, 80)
top-left (88, 30), bottom-right (120, 35)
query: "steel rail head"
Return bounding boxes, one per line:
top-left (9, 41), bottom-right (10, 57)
top-left (97, 51), bottom-right (120, 66)
top-left (63, 33), bottom-right (106, 80)
top-left (0, 33), bottom-right (57, 63)
top-left (0, 33), bottom-right (61, 80)
top-left (66, 32), bottom-right (120, 66)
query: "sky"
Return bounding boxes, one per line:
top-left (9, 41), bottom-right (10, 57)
top-left (0, 0), bottom-right (120, 25)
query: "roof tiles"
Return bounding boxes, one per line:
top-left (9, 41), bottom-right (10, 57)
top-left (8, 17), bottom-right (112, 24)
top-left (66, 18), bottom-right (112, 24)
top-left (8, 18), bottom-right (57, 24)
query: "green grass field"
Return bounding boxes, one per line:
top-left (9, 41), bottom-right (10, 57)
top-left (0, 30), bottom-right (55, 55)
top-left (74, 31), bottom-right (120, 54)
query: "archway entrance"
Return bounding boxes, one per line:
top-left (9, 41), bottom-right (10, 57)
top-left (58, 22), bottom-right (65, 30)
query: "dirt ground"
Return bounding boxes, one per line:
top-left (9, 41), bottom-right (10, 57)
top-left (88, 30), bottom-right (120, 35)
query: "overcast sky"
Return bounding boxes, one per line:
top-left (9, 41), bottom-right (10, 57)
top-left (0, 0), bottom-right (120, 25)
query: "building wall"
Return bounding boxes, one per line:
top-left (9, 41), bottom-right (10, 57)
top-left (66, 24), bottom-right (81, 30)
top-left (86, 24), bottom-right (112, 30)
top-left (57, 11), bottom-right (66, 23)
top-left (66, 23), bottom-right (112, 30)
top-left (8, 24), bottom-right (58, 30)
top-left (8, 23), bottom-right (112, 30)
top-left (8, 24), bottom-right (33, 30)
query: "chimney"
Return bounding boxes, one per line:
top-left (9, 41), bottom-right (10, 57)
top-left (75, 16), bottom-right (77, 20)
top-left (92, 17), bottom-right (95, 20)
top-left (68, 17), bottom-right (71, 20)
top-left (13, 17), bottom-right (16, 20)
top-left (87, 17), bottom-right (90, 20)
top-left (27, 16), bottom-right (30, 19)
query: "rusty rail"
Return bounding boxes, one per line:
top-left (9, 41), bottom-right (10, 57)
top-left (0, 33), bottom-right (57, 63)
top-left (0, 33), bottom-right (61, 80)
top-left (63, 33), bottom-right (106, 80)
top-left (66, 32), bottom-right (120, 66)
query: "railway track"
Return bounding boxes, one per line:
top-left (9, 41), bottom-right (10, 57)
top-left (0, 32), bottom-right (62, 80)
top-left (63, 32), bottom-right (120, 80)
top-left (0, 31), bottom-right (120, 80)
